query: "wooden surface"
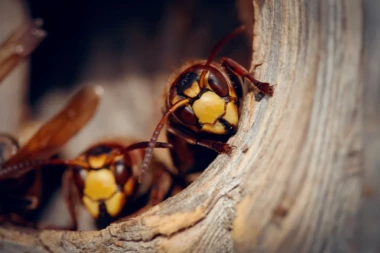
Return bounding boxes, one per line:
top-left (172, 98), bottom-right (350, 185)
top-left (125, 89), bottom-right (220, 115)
top-left (355, 0), bottom-right (380, 252)
top-left (0, 0), bottom-right (373, 252)
top-left (234, 0), bottom-right (363, 252)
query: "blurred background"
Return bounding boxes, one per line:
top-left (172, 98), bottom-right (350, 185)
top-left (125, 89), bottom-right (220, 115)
top-left (1, 1), bottom-right (380, 251)
top-left (0, 0), bottom-right (252, 229)
top-left (26, 0), bottom-right (251, 156)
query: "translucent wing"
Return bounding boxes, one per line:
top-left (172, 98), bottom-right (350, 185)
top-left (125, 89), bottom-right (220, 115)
top-left (2, 86), bottom-right (103, 175)
top-left (0, 19), bottom-right (46, 83)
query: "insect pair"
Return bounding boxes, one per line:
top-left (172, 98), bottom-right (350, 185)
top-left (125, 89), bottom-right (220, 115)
top-left (0, 20), bottom-right (273, 230)
top-left (0, 85), bottom-right (177, 229)
top-left (0, 20), bottom-right (175, 230)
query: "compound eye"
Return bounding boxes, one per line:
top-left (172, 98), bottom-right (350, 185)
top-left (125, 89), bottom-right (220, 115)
top-left (175, 105), bottom-right (198, 125)
top-left (113, 159), bottom-right (130, 186)
top-left (207, 69), bottom-right (229, 97)
top-left (176, 71), bottom-right (200, 96)
top-left (72, 167), bottom-right (86, 192)
top-left (0, 134), bottom-right (19, 165)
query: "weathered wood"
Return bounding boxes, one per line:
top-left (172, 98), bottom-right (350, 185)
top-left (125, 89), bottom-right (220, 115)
top-left (355, 0), bottom-right (380, 252)
top-left (0, 0), bottom-right (368, 252)
top-left (233, 0), bottom-right (363, 252)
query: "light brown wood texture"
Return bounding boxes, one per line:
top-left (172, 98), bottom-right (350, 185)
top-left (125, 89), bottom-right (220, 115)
top-left (0, 0), bottom-right (374, 252)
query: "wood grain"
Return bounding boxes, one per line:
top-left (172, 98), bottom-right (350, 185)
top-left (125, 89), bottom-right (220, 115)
top-left (234, 0), bottom-right (363, 252)
top-left (355, 0), bottom-right (380, 252)
top-left (0, 0), bottom-right (369, 252)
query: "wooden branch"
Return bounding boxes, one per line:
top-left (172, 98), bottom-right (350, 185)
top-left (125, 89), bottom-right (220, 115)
top-left (0, 0), bottom-right (366, 252)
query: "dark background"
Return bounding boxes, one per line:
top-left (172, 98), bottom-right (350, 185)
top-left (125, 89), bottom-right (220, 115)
top-left (25, 0), bottom-right (250, 110)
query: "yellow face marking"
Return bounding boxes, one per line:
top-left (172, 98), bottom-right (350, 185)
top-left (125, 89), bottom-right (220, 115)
top-left (183, 81), bottom-right (201, 98)
top-left (105, 191), bottom-right (126, 217)
top-left (88, 154), bottom-right (108, 169)
top-left (202, 121), bottom-right (227, 134)
top-left (84, 169), bottom-right (117, 201)
top-left (192, 91), bottom-right (225, 124)
top-left (223, 102), bottom-right (239, 127)
top-left (201, 71), bottom-right (211, 90)
top-left (123, 177), bottom-right (135, 197)
top-left (83, 196), bottom-right (99, 218)
top-left (228, 82), bottom-right (237, 98)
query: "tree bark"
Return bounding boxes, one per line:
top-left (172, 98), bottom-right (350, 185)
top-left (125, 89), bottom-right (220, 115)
top-left (0, 0), bottom-right (369, 252)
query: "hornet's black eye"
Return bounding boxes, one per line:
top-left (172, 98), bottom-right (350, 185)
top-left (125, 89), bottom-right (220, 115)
top-left (176, 71), bottom-right (200, 96)
top-left (113, 159), bottom-right (130, 186)
top-left (207, 69), bottom-right (229, 97)
top-left (87, 145), bottom-right (113, 156)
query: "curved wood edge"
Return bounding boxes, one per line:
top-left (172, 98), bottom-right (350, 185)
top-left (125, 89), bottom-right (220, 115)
top-left (0, 0), bottom-right (366, 252)
top-left (355, 1), bottom-right (380, 252)
top-left (233, 0), bottom-right (364, 252)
